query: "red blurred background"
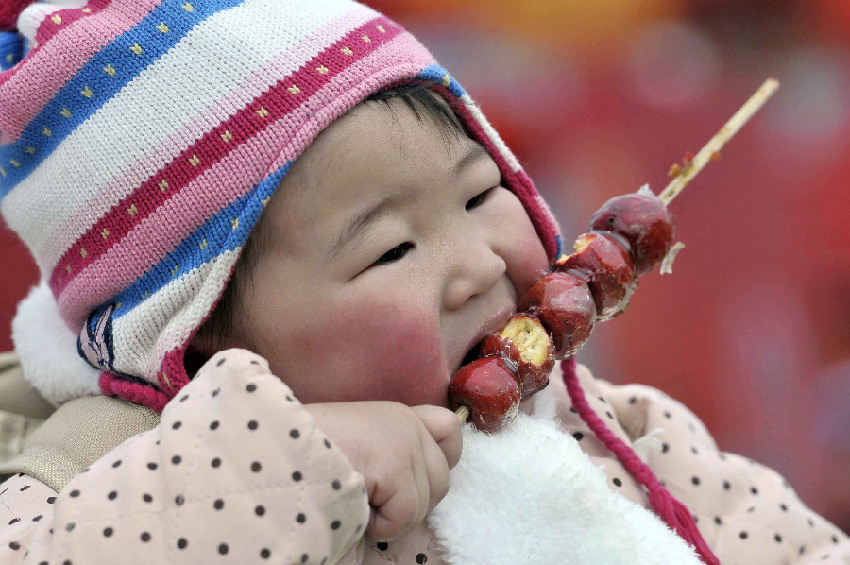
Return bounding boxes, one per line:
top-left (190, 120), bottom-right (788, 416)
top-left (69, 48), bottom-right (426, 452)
top-left (2, 0), bottom-right (848, 531)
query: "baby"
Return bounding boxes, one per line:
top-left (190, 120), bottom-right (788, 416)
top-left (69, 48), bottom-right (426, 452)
top-left (0, 0), bottom-right (847, 564)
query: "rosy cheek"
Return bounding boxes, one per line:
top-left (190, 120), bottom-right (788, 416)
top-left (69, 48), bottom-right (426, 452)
top-left (282, 300), bottom-right (448, 407)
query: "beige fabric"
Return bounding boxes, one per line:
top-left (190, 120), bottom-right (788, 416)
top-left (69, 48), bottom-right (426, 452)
top-left (0, 394), bottom-right (160, 491)
top-left (0, 352), bottom-right (56, 419)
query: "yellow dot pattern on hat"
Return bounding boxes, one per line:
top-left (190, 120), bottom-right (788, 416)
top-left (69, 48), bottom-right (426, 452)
top-left (199, 238), bottom-right (208, 250)
top-left (316, 65), bottom-right (329, 74)
top-left (287, 85), bottom-right (300, 95)
top-left (127, 204), bottom-right (138, 216)
top-left (158, 179), bottom-right (169, 191)
top-left (141, 291), bottom-right (149, 299)
top-left (255, 107), bottom-right (269, 117)
top-left (189, 154), bottom-right (200, 166)
top-left (377, 25), bottom-right (386, 33)
top-left (362, 35), bottom-right (371, 43)
top-left (129, 43), bottom-right (143, 56)
top-left (182, 2), bottom-right (194, 12)
top-left (103, 64), bottom-right (116, 76)
top-left (0, 167), bottom-right (5, 178)
top-left (81, 7), bottom-right (91, 12)
top-left (220, 130), bottom-right (232, 143)
top-left (42, 127), bottom-right (52, 137)
top-left (9, 160), bottom-right (20, 167)
top-left (5, 53), bottom-right (12, 63)
top-left (51, 14), bottom-right (62, 25)
top-left (230, 218), bottom-right (239, 230)
top-left (442, 74), bottom-right (451, 87)
top-left (81, 85), bottom-right (93, 98)
top-left (170, 264), bottom-right (179, 277)
top-left (341, 46), bottom-right (353, 55)
top-left (80, 248), bottom-right (87, 258)
top-left (101, 229), bottom-right (110, 239)
top-left (261, 197), bottom-right (271, 207)
top-left (25, 147), bottom-right (36, 154)
top-left (156, 22), bottom-right (169, 33)
top-left (60, 108), bottom-right (72, 118)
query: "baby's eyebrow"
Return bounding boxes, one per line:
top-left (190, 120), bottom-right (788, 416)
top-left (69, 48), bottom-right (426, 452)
top-left (327, 195), bottom-right (399, 262)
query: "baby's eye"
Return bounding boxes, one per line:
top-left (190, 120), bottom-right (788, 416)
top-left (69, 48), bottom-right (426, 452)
top-left (372, 242), bottom-right (415, 267)
top-left (465, 187), bottom-right (495, 211)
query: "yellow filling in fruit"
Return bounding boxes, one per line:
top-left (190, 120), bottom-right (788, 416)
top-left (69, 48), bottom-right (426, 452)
top-left (500, 316), bottom-right (550, 366)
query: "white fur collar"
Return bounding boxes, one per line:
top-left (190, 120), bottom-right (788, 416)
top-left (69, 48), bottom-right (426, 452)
top-left (12, 282), bottom-right (101, 405)
top-left (429, 395), bottom-right (702, 565)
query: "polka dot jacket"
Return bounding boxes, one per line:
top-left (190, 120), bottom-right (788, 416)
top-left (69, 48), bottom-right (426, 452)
top-left (1, 353), bottom-right (848, 564)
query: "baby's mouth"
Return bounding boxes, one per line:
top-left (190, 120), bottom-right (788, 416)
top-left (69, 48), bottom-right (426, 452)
top-left (460, 340), bottom-right (483, 369)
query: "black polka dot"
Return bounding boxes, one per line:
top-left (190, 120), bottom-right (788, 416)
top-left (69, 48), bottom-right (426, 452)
top-left (808, 518), bottom-right (815, 527)
top-left (8, 518), bottom-right (20, 525)
top-left (297, 513), bottom-right (306, 523)
top-left (629, 396), bottom-right (637, 404)
top-left (292, 471), bottom-right (302, 481)
top-left (212, 387), bottom-right (221, 397)
top-left (47, 496), bottom-right (56, 504)
top-left (218, 543), bottom-right (229, 555)
top-left (751, 487), bottom-right (758, 495)
top-left (210, 420), bottom-right (220, 430)
top-left (147, 462), bottom-right (158, 470)
top-left (62, 561), bottom-right (71, 565)
top-left (799, 546), bottom-right (806, 555)
top-left (143, 493), bottom-right (153, 503)
top-left (301, 554), bottom-right (308, 563)
top-left (66, 522), bottom-right (75, 532)
top-left (141, 532), bottom-right (151, 542)
top-left (613, 478), bottom-right (622, 487)
top-left (213, 499), bottom-right (224, 510)
top-left (723, 481), bottom-right (731, 490)
top-left (739, 531), bottom-right (748, 539)
top-left (324, 438), bottom-right (332, 449)
top-left (714, 516), bottom-right (722, 525)
top-left (663, 411), bottom-right (672, 419)
top-left (103, 527), bottom-right (113, 537)
top-left (108, 490), bottom-right (117, 500)
top-left (605, 411), bottom-right (614, 419)
top-left (416, 553), bottom-right (428, 563)
top-left (833, 535), bottom-right (840, 544)
top-left (331, 479), bottom-right (341, 490)
top-left (290, 428), bottom-right (300, 439)
top-left (251, 461), bottom-right (262, 472)
top-left (172, 421), bottom-right (181, 430)
top-left (747, 505), bottom-right (756, 513)
top-left (573, 432), bottom-right (584, 441)
top-left (172, 455), bottom-right (181, 465)
top-left (70, 489), bottom-right (80, 497)
top-left (178, 538), bottom-right (188, 549)
top-left (286, 395), bottom-right (294, 402)
top-left (690, 446), bottom-right (699, 455)
top-left (661, 443), bottom-right (670, 453)
top-left (775, 534), bottom-right (783, 542)
top-left (32, 515), bottom-right (42, 522)
top-left (247, 420), bottom-right (258, 430)
top-left (691, 476), bottom-right (700, 486)
top-left (377, 542), bottom-right (389, 551)
top-left (260, 548), bottom-right (271, 559)
top-left (211, 457), bottom-right (221, 468)
top-left (331, 520), bottom-right (341, 530)
top-left (8, 541), bottom-right (20, 550)
top-left (598, 396), bottom-right (606, 403)
top-left (246, 384), bottom-right (257, 392)
top-left (216, 358), bottom-right (226, 367)
top-left (175, 494), bottom-right (185, 506)
top-left (179, 394), bottom-right (189, 402)
top-left (112, 460), bottom-right (122, 468)
top-left (780, 503), bottom-right (788, 512)
top-left (255, 505), bottom-right (265, 517)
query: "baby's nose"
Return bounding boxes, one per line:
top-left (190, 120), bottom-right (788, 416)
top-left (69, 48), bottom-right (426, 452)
top-left (442, 239), bottom-right (506, 310)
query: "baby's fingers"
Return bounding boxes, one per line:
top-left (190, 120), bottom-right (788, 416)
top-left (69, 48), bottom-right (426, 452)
top-left (410, 404), bottom-right (463, 469)
top-left (366, 467), bottom-right (429, 541)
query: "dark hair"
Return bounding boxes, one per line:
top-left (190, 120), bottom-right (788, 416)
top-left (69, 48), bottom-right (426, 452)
top-left (187, 83), bottom-right (474, 371)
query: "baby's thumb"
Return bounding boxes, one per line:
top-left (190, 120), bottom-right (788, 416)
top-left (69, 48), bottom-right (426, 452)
top-left (410, 405), bottom-right (463, 469)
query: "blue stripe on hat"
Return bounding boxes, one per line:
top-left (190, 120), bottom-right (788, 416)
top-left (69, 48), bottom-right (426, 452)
top-left (420, 62), bottom-right (466, 98)
top-left (0, 0), bottom-right (247, 198)
top-left (111, 161), bottom-right (290, 320)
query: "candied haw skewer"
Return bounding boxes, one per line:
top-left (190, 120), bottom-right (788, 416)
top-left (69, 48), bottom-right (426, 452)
top-left (449, 357), bottom-right (521, 433)
top-left (480, 314), bottom-right (555, 398)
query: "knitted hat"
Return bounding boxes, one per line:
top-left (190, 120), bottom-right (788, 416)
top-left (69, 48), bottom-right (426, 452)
top-left (0, 0), bottom-right (562, 411)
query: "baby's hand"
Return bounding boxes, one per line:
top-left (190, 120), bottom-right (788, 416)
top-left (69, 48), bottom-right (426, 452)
top-left (305, 402), bottom-right (462, 541)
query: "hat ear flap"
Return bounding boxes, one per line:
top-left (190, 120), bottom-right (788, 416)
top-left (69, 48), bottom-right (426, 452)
top-left (0, 0), bottom-right (35, 32)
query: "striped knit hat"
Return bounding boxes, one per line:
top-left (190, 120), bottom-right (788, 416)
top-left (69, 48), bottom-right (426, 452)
top-left (0, 0), bottom-right (562, 411)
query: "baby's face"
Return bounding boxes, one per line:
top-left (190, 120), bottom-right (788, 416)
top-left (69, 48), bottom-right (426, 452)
top-left (229, 96), bottom-right (549, 407)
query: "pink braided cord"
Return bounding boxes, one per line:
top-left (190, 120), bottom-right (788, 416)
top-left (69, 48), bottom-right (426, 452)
top-left (561, 358), bottom-right (721, 565)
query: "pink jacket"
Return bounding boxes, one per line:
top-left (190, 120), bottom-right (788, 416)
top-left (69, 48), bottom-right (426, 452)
top-left (1, 349), bottom-right (847, 564)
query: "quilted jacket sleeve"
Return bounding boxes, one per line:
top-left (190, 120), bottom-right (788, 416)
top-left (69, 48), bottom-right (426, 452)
top-left (0, 349), bottom-right (370, 565)
top-left (597, 379), bottom-right (850, 565)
